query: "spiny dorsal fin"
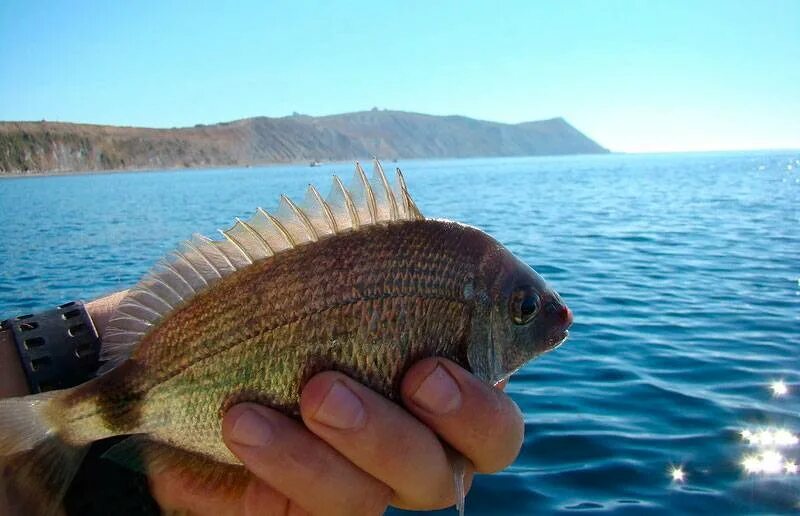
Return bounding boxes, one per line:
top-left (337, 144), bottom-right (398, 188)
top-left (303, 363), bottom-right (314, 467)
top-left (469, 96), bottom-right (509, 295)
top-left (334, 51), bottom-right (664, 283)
top-left (99, 161), bottom-right (423, 371)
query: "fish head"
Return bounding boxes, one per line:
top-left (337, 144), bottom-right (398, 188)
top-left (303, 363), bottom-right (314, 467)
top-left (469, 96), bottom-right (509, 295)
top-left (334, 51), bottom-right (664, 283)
top-left (468, 244), bottom-right (572, 385)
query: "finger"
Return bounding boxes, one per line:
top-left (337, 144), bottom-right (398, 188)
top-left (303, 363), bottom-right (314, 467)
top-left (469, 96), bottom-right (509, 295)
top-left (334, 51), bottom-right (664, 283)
top-left (401, 358), bottom-right (525, 473)
top-left (300, 372), bottom-right (474, 510)
top-left (242, 479), bottom-right (311, 516)
top-left (222, 403), bottom-right (392, 516)
top-left (148, 464), bottom-right (244, 516)
top-left (150, 465), bottom-right (309, 516)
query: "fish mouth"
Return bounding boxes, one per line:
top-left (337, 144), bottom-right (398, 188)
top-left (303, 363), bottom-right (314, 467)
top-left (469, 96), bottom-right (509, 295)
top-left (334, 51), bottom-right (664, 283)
top-left (544, 330), bottom-right (569, 351)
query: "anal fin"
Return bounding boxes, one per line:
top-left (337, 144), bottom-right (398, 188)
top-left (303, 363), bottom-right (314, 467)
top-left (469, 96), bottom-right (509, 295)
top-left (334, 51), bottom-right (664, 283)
top-left (103, 436), bottom-right (249, 500)
top-left (444, 445), bottom-right (470, 516)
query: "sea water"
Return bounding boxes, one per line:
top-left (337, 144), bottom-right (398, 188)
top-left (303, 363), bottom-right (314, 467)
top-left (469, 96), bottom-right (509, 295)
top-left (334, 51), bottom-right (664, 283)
top-left (1, 151), bottom-right (798, 514)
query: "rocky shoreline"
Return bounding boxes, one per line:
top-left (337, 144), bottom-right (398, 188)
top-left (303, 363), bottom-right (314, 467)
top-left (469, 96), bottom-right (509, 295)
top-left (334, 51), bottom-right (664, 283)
top-left (0, 110), bottom-right (608, 175)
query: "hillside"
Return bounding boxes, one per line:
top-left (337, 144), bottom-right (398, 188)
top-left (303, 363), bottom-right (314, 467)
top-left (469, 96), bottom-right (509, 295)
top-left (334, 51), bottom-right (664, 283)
top-left (0, 110), bottom-right (608, 174)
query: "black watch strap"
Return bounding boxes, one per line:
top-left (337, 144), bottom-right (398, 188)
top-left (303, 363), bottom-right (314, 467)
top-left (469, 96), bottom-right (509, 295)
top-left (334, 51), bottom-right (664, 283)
top-left (1, 301), bottom-right (102, 393)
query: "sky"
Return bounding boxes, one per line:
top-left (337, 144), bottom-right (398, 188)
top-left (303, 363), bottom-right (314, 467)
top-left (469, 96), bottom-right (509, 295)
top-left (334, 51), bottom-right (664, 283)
top-left (1, 1), bottom-right (798, 153)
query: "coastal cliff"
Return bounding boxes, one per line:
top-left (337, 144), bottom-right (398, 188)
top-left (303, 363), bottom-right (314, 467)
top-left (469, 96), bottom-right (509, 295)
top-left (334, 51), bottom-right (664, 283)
top-left (0, 110), bottom-right (608, 174)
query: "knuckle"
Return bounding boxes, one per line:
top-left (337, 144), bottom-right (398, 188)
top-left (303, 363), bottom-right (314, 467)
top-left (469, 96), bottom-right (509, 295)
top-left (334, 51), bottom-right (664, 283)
top-left (381, 422), bottom-right (418, 457)
top-left (243, 480), bottom-right (292, 516)
top-left (353, 482), bottom-right (393, 516)
top-left (148, 468), bottom-right (190, 508)
top-left (331, 482), bottom-right (391, 516)
top-left (286, 501), bottom-right (311, 516)
top-left (284, 445), bottom-right (334, 486)
top-left (277, 440), bottom-right (389, 516)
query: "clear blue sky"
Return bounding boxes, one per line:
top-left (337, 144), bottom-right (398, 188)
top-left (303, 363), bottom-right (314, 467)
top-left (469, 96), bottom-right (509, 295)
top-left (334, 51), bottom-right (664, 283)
top-left (1, 1), bottom-right (798, 152)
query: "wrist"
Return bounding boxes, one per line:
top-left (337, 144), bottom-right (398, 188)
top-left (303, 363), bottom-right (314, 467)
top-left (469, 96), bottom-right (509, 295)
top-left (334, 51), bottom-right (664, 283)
top-left (0, 329), bottom-right (29, 398)
top-left (0, 291), bottom-right (125, 398)
top-left (85, 290), bottom-right (127, 337)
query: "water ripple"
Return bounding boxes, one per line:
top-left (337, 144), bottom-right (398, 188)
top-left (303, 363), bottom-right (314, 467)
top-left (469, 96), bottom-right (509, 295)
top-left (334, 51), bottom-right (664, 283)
top-left (2, 152), bottom-right (799, 514)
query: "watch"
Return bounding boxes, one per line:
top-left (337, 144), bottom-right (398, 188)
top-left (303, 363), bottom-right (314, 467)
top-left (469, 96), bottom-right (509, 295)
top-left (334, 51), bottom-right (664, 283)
top-left (1, 301), bottom-right (102, 393)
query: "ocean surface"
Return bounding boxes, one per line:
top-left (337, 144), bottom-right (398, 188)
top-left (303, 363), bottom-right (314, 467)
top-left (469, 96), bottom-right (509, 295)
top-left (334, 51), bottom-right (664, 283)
top-left (1, 151), bottom-right (798, 514)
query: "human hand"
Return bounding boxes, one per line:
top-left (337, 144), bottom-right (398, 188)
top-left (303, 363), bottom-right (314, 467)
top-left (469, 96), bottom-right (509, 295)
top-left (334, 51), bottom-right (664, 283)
top-left (0, 291), bottom-right (127, 399)
top-left (150, 358), bottom-right (524, 515)
top-left (0, 291), bottom-right (128, 515)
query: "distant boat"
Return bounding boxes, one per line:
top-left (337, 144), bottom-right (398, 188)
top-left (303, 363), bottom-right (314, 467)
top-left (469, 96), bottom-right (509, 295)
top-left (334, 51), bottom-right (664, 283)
top-left (310, 160), bottom-right (322, 167)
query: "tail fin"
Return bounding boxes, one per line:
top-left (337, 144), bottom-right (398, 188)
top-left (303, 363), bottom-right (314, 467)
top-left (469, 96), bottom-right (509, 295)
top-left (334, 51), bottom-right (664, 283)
top-left (0, 394), bottom-right (88, 516)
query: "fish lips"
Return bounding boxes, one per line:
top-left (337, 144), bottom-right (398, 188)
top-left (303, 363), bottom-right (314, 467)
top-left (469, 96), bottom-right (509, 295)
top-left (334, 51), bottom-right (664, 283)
top-left (543, 329), bottom-right (570, 352)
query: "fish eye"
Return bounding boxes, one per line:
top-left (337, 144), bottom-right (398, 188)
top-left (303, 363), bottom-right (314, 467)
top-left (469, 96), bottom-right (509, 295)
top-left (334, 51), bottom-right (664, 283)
top-left (510, 286), bottom-right (540, 325)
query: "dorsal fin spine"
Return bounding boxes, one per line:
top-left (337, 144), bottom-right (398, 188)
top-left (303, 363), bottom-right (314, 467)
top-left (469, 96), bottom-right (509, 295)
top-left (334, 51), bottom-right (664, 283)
top-left (197, 234), bottom-right (236, 270)
top-left (148, 272), bottom-right (188, 302)
top-left (396, 169), bottom-right (422, 219)
top-left (173, 251), bottom-right (210, 288)
top-left (355, 162), bottom-right (377, 224)
top-left (162, 261), bottom-right (198, 294)
top-left (110, 313), bottom-right (152, 327)
top-left (309, 184), bottom-right (338, 233)
top-left (112, 329), bottom-right (146, 337)
top-left (184, 239), bottom-right (223, 279)
top-left (134, 286), bottom-right (176, 311)
top-left (236, 218), bottom-right (274, 255)
top-left (281, 195), bottom-right (319, 241)
top-left (375, 160), bottom-right (399, 221)
top-left (219, 229), bottom-right (255, 264)
top-left (334, 176), bottom-right (360, 230)
top-left (258, 208), bottom-right (296, 247)
top-left (120, 297), bottom-right (163, 318)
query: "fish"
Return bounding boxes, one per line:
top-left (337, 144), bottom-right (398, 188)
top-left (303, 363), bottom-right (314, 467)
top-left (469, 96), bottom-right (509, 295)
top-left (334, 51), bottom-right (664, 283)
top-left (0, 161), bottom-right (572, 516)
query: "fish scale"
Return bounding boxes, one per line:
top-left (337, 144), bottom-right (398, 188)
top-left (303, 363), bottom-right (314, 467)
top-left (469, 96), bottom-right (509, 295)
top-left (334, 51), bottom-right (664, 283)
top-left (0, 163), bottom-right (572, 516)
top-left (55, 221), bottom-right (481, 462)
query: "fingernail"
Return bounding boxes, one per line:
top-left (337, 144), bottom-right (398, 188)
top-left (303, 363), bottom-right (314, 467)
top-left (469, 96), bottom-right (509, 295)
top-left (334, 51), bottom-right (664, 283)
top-left (312, 380), bottom-right (366, 430)
top-left (411, 364), bottom-right (462, 415)
top-left (230, 408), bottom-right (274, 447)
